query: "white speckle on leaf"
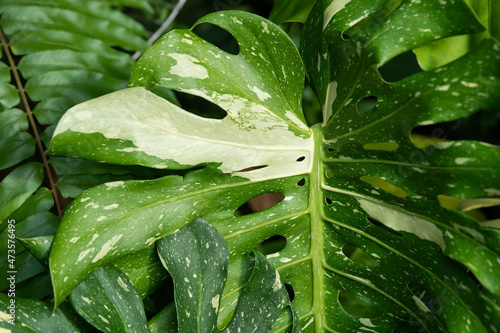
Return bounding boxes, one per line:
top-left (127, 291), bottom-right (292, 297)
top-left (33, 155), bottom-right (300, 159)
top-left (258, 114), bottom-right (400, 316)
top-left (145, 237), bottom-right (156, 247)
top-left (231, 16), bottom-right (243, 25)
top-left (69, 237), bottom-right (80, 243)
top-left (211, 295), bottom-right (220, 312)
top-left (413, 295), bottom-right (430, 312)
top-left (360, 318), bottom-right (376, 327)
top-left (249, 86), bottom-right (271, 101)
top-left (323, 81), bottom-right (338, 125)
top-left (168, 53), bottom-right (208, 79)
top-left (181, 38), bottom-right (193, 45)
top-left (302, 317), bottom-right (315, 329)
top-left (105, 181), bottom-right (124, 189)
top-left (81, 296), bottom-right (91, 304)
top-left (116, 147), bottom-right (139, 153)
top-left (103, 204), bottom-right (119, 210)
top-left (99, 315), bottom-right (109, 324)
top-left (92, 234), bottom-right (123, 263)
top-left (80, 197), bottom-right (91, 202)
top-left (117, 277), bottom-right (130, 292)
top-left (323, 0), bottom-right (353, 30)
top-left (261, 21), bottom-right (270, 33)
top-left (455, 157), bottom-right (474, 165)
top-left (434, 141), bottom-right (453, 149)
top-left (436, 84), bottom-right (450, 91)
top-left (272, 271), bottom-right (282, 292)
top-left (85, 202), bottom-right (99, 209)
top-left (460, 81), bottom-right (478, 88)
top-left (97, 216), bottom-right (107, 222)
top-left (77, 249), bottom-right (93, 263)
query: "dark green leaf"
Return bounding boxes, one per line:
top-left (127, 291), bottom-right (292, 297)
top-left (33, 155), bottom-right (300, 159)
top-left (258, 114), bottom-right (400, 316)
top-left (0, 162), bottom-right (44, 228)
top-left (156, 218), bottom-right (229, 333)
top-left (223, 251), bottom-right (301, 333)
top-left (0, 109), bottom-right (28, 140)
top-left (0, 132), bottom-right (36, 171)
top-left (269, 0), bottom-right (315, 24)
top-left (69, 265), bottom-right (150, 333)
top-left (0, 293), bottom-right (84, 332)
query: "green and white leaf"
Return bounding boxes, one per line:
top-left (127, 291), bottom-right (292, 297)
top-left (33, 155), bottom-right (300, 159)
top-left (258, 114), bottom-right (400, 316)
top-left (69, 265), bottom-right (150, 333)
top-left (156, 218), bottom-right (229, 333)
top-left (156, 217), bottom-right (301, 332)
top-left (0, 293), bottom-right (85, 332)
top-left (48, 4), bottom-right (500, 333)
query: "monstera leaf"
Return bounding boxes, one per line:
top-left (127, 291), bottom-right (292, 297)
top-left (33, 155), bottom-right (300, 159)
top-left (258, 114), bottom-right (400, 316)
top-left (48, 2), bottom-right (500, 332)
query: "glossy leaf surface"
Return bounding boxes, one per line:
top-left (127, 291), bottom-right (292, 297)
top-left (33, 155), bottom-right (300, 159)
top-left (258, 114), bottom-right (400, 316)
top-left (47, 3), bottom-right (500, 332)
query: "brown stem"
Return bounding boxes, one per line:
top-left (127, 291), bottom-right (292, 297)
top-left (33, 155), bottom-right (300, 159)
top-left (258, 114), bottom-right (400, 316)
top-left (0, 29), bottom-right (63, 219)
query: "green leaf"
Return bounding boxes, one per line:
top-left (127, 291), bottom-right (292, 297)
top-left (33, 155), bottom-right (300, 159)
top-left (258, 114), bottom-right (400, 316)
top-left (15, 272), bottom-right (53, 300)
top-left (0, 250), bottom-right (45, 290)
top-left (156, 217), bottom-right (229, 332)
top-left (414, 0), bottom-right (497, 70)
top-left (0, 211), bottom-right (58, 257)
top-left (0, 162), bottom-right (44, 228)
top-left (56, 174), bottom-right (143, 199)
top-left (0, 131), bottom-right (36, 171)
top-left (1, 5), bottom-right (148, 51)
top-left (0, 293), bottom-right (86, 332)
top-left (23, 234), bottom-right (167, 300)
top-left (155, 218), bottom-right (301, 332)
top-left (222, 251), bottom-right (301, 333)
top-left (112, 246), bottom-right (169, 300)
top-left (47, 6), bottom-right (500, 333)
top-left (0, 109), bottom-right (28, 140)
top-left (269, 0), bottom-right (315, 24)
top-left (8, 187), bottom-right (54, 222)
top-left (69, 265), bottom-right (150, 333)
top-left (49, 10), bottom-right (311, 181)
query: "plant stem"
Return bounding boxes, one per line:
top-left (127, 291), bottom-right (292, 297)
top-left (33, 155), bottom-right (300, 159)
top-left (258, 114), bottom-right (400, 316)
top-left (133, 0), bottom-right (187, 61)
top-left (0, 29), bottom-right (63, 219)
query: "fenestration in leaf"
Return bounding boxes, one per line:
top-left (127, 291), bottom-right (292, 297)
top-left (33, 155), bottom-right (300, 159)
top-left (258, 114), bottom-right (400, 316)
top-left (47, 3), bottom-right (500, 333)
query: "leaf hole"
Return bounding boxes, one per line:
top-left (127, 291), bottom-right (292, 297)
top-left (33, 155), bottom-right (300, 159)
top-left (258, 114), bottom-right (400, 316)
top-left (341, 33), bottom-right (351, 40)
top-left (325, 170), bottom-right (333, 178)
top-left (367, 216), bottom-right (402, 237)
top-left (407, 283), bottom-right (439, 314)
top-left (338, 290), bottom-right (380, 319)
top-left (192, 22), bottom-right (240, 55)
top-left (437, 194), bottom-right (500, 226)
top-left (296, 156), bottom-right (305, 162)
top-left (235, 165), bottom-right (268, 173)
top-left (341, 243), bottom-right (380, 267)
top-left (285, 283), bottom-right (295, 302)
top-left (360, 176), bottom-right (408, 198)
top-left (325, 197), bottom-right (333, 205)
top-left (327, 147), bottom-right (335, 152)
top-left (378, 50), bottom-right (423, 82)
top-left (255, 235), bottom-right (287, 256)
top-left (173, 90), bottom-right (227, 119)
top-left (235, 192), bottom-right (285, 216)
top-left (356, 96), bottom-right (378, 115)
top-left (297, 178), bottom-right (306, 186)
top-left (411, 109), bottom-right (500, 147)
